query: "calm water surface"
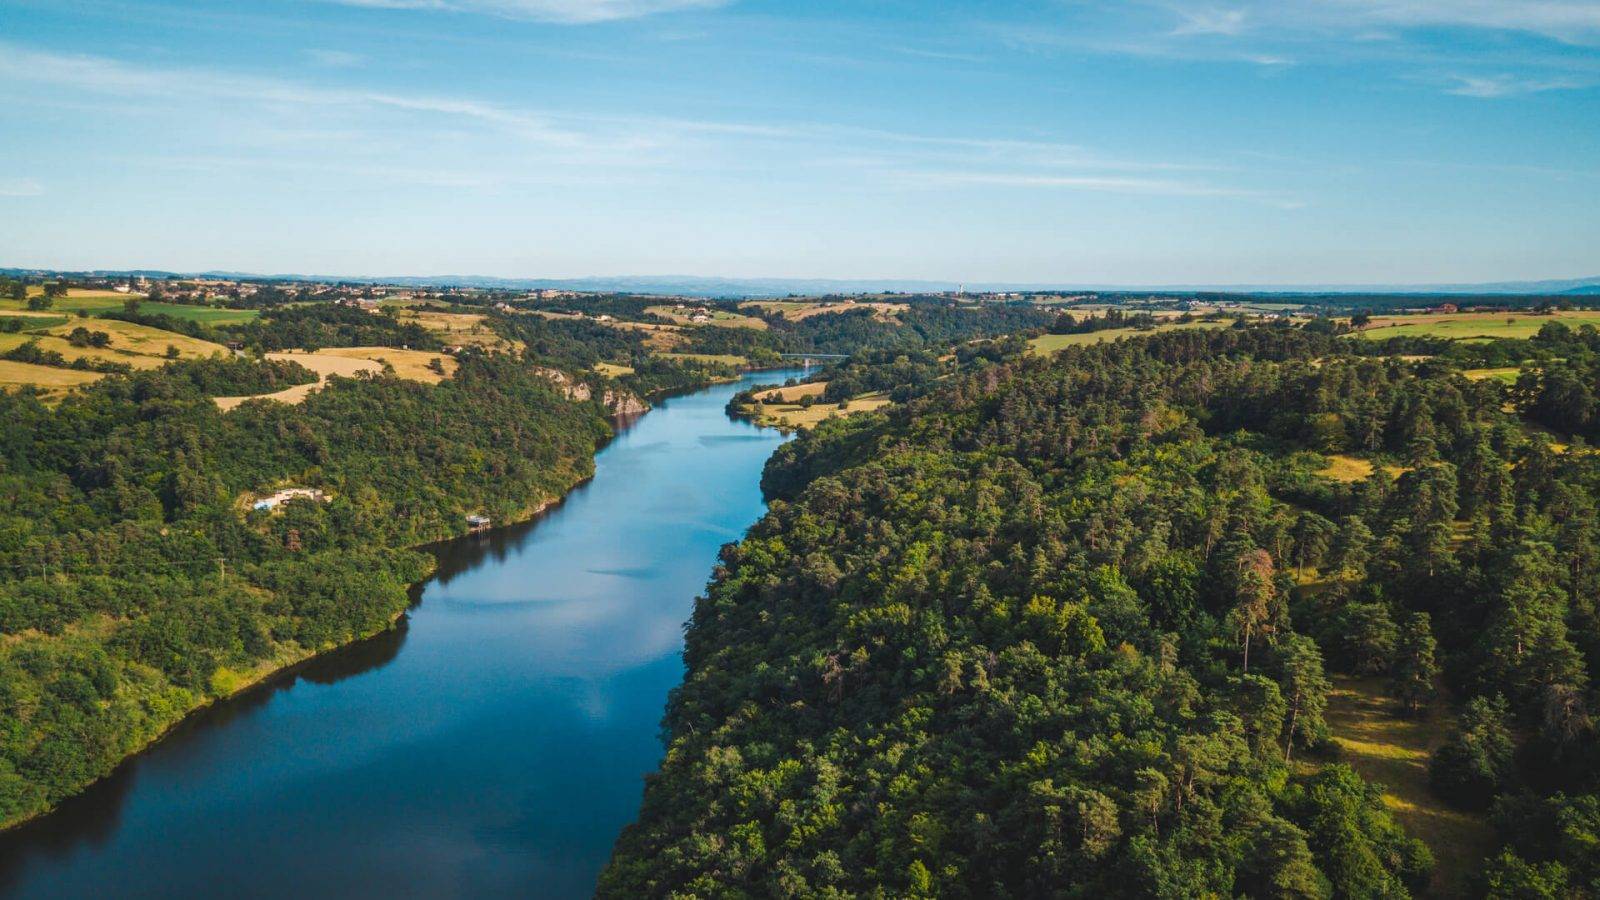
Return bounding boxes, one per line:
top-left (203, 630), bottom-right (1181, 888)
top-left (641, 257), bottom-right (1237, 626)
top-left (0, 370), bottom-right (803, 899)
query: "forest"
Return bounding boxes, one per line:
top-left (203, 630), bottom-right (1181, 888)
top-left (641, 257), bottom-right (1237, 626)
top-left (603, 326), bottom-right (1600, 898)
top-left (0, 320), bottom-right (638, 829)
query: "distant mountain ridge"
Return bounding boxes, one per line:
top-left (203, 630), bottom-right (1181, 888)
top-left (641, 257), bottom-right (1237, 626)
top-left (3, 267), bottom-right (1598, 299)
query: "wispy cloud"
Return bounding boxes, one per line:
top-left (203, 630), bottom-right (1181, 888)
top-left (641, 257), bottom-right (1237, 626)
top-left (320, 0), bottom-right (730, 24)
top-left (0, 178), bottom-right (45, 197)
top-left (306, 49), bottom-right (366, 67)
top-left (1444, 72), bottom-right (1590, 97)
top-left (0, 42), bottom-right (1283, 208)
top-left (893, 169), bottom-right (1300, 207)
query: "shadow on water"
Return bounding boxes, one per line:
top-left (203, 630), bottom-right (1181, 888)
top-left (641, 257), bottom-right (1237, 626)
top-left (0, 426), bottom-right (623, 887)
top-left (0, 371), bottom-right (800, 898)
top-left (0, 621), bottom-right (408, 891)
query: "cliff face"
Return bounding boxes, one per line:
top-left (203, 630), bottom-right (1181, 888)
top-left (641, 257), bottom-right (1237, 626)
top-left (532, 366), bottom-right (649, 417)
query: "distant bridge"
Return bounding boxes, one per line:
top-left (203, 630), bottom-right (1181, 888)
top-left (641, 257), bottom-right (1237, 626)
top-left (778, 353), bottom-right (849, 362)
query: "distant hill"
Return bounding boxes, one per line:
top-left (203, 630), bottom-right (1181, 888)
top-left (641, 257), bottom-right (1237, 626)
top-left (4, 267), bottom-right (1598, 299)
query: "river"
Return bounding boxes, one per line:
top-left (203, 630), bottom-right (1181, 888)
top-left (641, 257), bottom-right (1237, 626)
top-left (0, 369), bottom-right (805, 899)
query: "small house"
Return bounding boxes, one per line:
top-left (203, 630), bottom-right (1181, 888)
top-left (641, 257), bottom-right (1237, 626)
top-left (466, 514), bottom-right (492, 531)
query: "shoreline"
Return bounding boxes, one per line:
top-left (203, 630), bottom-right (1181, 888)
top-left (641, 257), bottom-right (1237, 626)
top-left (0, 425), bottom-right (618, 835)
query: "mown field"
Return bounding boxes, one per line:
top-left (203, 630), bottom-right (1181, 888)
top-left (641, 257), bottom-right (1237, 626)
top-left (736, 380), bottom-right (890, 429)
top-left (214, 347), bottom-right (454, 411)
top-left (1027, 320), bottom-right (1227, 354)
top-left (739, 300), bottom-right (906, 322)
top-left (1352, 310), bottom-right (1600, 341)
top-left (653, 351), bottom-right (746, 367)
top-left (6, 288), bottom-right (260, 323)
top-left (0, 359), bottom-right (105, 400)
top-left (645, 305), bottom-right (767, 329)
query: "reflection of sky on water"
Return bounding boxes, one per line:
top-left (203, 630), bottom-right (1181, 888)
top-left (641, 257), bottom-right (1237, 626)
top-left (0, 370), bottom-right (802, 900)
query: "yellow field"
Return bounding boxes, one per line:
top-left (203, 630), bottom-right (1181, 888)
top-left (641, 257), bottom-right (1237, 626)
top-left (0, 359), bottom-right (105, 400)
top-left (309, 347), bottom-right (456, 382)
top-left (653, 352), bottom-right (747, 367)
top-left (1320, 676), bottom-right (1492, 896)
top-left (738, 382), bottom-right (890, 430)
top-left (593, 362), bottom-right (635, 377)
top-left (1352, 310), bottom-right (1600, 342)
top-left (214, 347), bottom-right (452, 411)
top-left (397, 310), bottom-right (520, 351)
top-left (1028, 321), bottom-right (1227, 354)
top-left (753, 381), bottom-right (827, 402)
top-left (1316, 454), bottom-right (1409, 482)
top-left (645, 305), bottom-right (767, 330)
top-left (0, 320), bottom-right (229, 370)
top-left (739, 300), bottom-right (906, 322)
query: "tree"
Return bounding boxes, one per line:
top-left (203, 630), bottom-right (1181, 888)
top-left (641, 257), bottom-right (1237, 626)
top-left (1334, 602), bottom-right (1397, 676)
top-left (1390, 613), bottom-right (1438, 716)
top-left (27, 292), bottom-right (53, 311)
top-left (1230, 548), bottom-right (1277, 673)
top-left (1430, 695), bottom-right (1515, 810)
top-left (1279, 634), bottom-right (1331, 763)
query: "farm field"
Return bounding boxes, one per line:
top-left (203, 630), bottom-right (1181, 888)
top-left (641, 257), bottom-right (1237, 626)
top-left (0, 359), bottom-right (105, 400)
top-left (0, 319), bottom-right (230, 370)
top-left (1462, 367), bottom-right (1522, 382)
top-left (737, 381), bottom-right (889, 430)
top-left (739, 299), bottom-right (906, 322)
top-left (653, 351), bottom-right (746, 367)
top-left (1027, 320), bottom-right (1227, 354)
top-left (593, 362), bottom-right (635, 377)
top-left (4, 289), bottom-right (260, 324)
top-left (397, 309), bottom-right (519, 351)
top-left (645, 305), bottom-right (767, 329)
top-left (213, 347), bottom-right (451, 411)
top-left (1352, 310), bottom-right (1600, 341)
top-left (1318, 676), bottom-right (1493, 897)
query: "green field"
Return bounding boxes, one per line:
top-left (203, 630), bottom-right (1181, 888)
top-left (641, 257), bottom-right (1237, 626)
top-left (1353, 310), bottom-right (1600, 341)
top-left (1028, 321), bottom-right (1226, 354)
top-left (4, 289), bottom-right (259, 324)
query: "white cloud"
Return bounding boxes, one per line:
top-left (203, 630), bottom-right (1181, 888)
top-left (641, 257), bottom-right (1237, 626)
top-left (1444, 73), bottom-right (1590, 97)
top-left (0, 178), bottom-right (45, 197)
top-left (0, 42), bottom-right (1283, 208)
top-left (1168, 5), bottom-right (1250, 36)
top-left (895, 169), bottom-right (1300, 206)
top-left (1140, 1), bottom-right (1600, 44)
top-left (306, 49), bottom-right (366, 67)
top-left (322, 0), bottom-right (729, 24)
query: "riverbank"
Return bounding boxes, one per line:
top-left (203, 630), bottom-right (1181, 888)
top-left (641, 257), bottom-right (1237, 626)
top-left (0, 369), bottom-right (804, 897)
top-left (0, 472), bottom-right (596, 835)
top-left (0, 369), bottom-right (626, 834)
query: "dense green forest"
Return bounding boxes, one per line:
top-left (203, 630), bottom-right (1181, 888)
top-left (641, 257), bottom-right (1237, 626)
top-left (604, 327), bottom-right (1600, 897)
top-left (0, 339), bottom-right (623, 828)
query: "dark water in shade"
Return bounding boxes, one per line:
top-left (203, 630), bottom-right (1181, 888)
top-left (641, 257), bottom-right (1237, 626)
top-left (0, 370), bottom-right (804, 899)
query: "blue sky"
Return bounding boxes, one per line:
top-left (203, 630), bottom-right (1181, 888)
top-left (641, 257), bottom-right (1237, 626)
top-left (1, 0), bottom-right (1597, 284)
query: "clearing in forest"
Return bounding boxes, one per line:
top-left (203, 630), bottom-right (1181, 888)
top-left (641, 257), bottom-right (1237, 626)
top-left (737, 381), bottom-right (890, 430)
top-left (0, 319), bottom-right (229, 370)
top-left (1319, 676), bottom-right (1493, 897)
top-left (740, 300), bottom-right (906, 322)
top-left (645, 305), bottom-right (767, 329)
top-left (0, 359), bottom-right (105, 400)
top-left (1027, 320), bottom-right (1228, 354)
top-left (1352, 310), bottom-right (1600, 342)
top-left (213, 347), bottom-right (453, 411)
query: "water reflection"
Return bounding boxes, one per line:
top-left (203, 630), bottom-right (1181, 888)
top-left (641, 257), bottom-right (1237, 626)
top-left (0, 370), bottom-right (801, 899)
